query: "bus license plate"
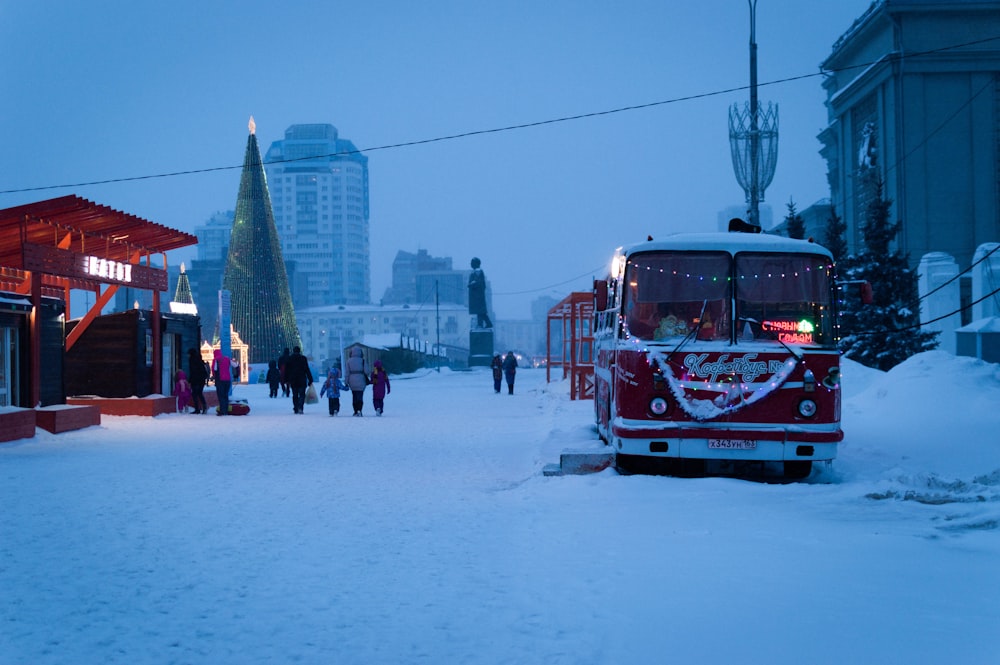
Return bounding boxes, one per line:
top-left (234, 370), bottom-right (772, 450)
top-left (708, 439), bottom-right (757, 450)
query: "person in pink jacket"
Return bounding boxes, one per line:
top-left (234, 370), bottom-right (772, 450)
top-left (211, 349), bottom-right (232, 416)
top-left (174, 370), bottom-right (192, 413)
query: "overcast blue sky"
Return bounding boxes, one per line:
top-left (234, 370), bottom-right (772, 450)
top-left (0, 1), bottom-right (874, 318)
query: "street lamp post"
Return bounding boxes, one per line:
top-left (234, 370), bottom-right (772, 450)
top-left (729, 0), bottom-right (778, 229)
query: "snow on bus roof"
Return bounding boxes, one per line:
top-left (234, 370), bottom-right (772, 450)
top-left (618, 232), bottom-right (834, 259)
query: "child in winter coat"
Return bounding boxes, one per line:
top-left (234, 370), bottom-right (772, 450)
top-left (266, 360), bottom-right (281, 398)
top-left (369, 360), bottom-right (391, 416)
top-left (174, 370), bottom-right (192, 413)
top-left (319, 367), bottom-right (348, 416)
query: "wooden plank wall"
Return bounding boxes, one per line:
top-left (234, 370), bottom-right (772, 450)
top-left (65, 310), bottom-right (202, 398)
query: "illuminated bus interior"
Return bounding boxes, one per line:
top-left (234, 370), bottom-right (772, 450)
top-left (623, 251), bottom-right (834, 345)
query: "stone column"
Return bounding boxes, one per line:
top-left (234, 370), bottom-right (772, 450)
top-left (971, 242), bottom-right (1000, 321)
top-left (917, 252), bottom-right (960, 354)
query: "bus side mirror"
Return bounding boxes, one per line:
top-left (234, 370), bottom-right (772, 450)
top-left (594, 279), bottom-right (608, 311)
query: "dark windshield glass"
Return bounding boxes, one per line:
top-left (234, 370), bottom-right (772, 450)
top-left (734, 253), bottom-right (835, 345)
top-left (623, 252), bottom-right (731, 341)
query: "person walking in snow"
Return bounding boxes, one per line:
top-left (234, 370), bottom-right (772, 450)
top-left (284, 346), bottom-right (314, 414)
top-left (502, 351), bottom-right (518, 395)
top-left (211, 349), bottom-right (232, 416)
top-left (278, 348), bottom-right (291, 398)
top-left (345, 346), bottom-right (369, 416)
top-left (320, 367), bottom-right (348, 416)
top-left (187, 347), bottom-right (209, 414)
top-left (490, 353), bottom-right (503, 394)
top-left (266, 359), bottom-right (281, 398)
top-left (369, 360), bottom-right (391, 416)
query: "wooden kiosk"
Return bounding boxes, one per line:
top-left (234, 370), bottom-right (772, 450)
top-left (0, 196), bottom-right (197, 428)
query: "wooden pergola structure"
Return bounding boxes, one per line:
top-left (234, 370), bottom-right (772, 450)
top-left (0, 195), bottom-right (197, 405)
top-left (545, 291), bottom-right (594, 400)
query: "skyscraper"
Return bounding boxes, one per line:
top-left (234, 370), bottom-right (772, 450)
top-left (264, 123), bottom-right (370, 309)
top-left (188, 210), bottom-right (234, 338)
top-left (381, 249), bottom-right (469, 308)
top-left (222, 117), bottom-right (302, 363)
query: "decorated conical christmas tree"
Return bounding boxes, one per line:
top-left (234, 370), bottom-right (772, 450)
top-left (173, 263), bottom-right (194, 305)
top-left (222, 116), bottom-right (302, 363)
top-left (169, 263), bottom-right (198, 315)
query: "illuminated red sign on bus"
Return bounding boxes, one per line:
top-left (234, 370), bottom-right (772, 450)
top-left (762, 319), bottom-right (815, 344)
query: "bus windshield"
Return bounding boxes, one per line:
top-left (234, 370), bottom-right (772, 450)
top-left (623, 252), bottom-right (732, 341)
top-left (734, 252), bottom-right (835, 345)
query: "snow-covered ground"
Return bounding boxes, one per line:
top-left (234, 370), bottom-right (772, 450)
top-left (2, 350), bottom-right (999, 664)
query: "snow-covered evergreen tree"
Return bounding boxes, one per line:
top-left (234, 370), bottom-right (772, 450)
top-left (823, 205), bottom-right (847, 264)
top-left (838, 176), bottom-right (937, 370)
top-left (784, 199), bottom-right (805, 240)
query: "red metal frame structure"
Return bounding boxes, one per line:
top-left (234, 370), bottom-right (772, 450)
top-left (545, 291), bottom-right (595, 400)
top-left (0, 195), bottom-right (197, 406)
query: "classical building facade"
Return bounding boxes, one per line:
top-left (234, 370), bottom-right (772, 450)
top-left (819, 0), bottom-right (1000, 270)
top-left (295, 302), bottom-right (469, 369)
top-left (264, 124), bottom-right (370, 309)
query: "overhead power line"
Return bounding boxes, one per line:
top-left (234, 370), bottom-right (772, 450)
top-left (848, 280), bottom-right (1000, 337)
top-left (2, 34), bottom-right (998, 197)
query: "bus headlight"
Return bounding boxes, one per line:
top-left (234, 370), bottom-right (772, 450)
top-left (797, 399), bottom-right (817, 418)
top-left (649, 396), bottom-right (669, 416)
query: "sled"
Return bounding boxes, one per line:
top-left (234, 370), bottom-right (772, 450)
top-left (217, 400), bottom-right (251, 416)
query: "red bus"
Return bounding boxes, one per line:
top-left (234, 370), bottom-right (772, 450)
top-left (593, 230), bottom-right (842, 479)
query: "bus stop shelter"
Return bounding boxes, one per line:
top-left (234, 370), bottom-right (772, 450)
top-left (545, 291), bottom-right (594, 400)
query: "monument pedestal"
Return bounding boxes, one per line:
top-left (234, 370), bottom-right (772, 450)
top-left (469, 329), bottom-right (494, 367)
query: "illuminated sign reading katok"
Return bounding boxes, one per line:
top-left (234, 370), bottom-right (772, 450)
top-left (84, 256), bottom-right (133, 283)
top-left (21, 243), bottom-right (167, 291)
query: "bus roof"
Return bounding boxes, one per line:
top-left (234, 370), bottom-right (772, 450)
top-left (618, 232), bottom-right (835, 260)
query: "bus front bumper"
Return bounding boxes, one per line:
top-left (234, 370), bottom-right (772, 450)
top-left (610, 418), bottom-right (840, 461)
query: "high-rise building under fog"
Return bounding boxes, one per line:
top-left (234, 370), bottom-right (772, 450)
top-left (264, 123), bottom-right (370, 309)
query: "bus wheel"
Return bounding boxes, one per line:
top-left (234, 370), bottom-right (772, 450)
top-left (783, 461), bottom-right (812, 480)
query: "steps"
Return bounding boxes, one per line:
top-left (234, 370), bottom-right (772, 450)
top-left (543, 450), bottom-right (615, 476)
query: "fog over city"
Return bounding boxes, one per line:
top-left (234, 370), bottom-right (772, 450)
top-left (0, 1), bottom-right (874, 319)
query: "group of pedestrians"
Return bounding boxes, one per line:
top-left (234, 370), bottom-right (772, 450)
top-left (339, 347), bottom-right (391, 416)
top-left (263, 347), bottom-right (314, 413)
top-left (174, 347), bottom-right (233, 416)
top-left (264, 346), bottom-right (390, 417)
top-left (175, 348), bottom-right (211, 414)
top-left (490, 351), bottom-right (518, 394)
top-left (181, 345), bottom-right (518, 416)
